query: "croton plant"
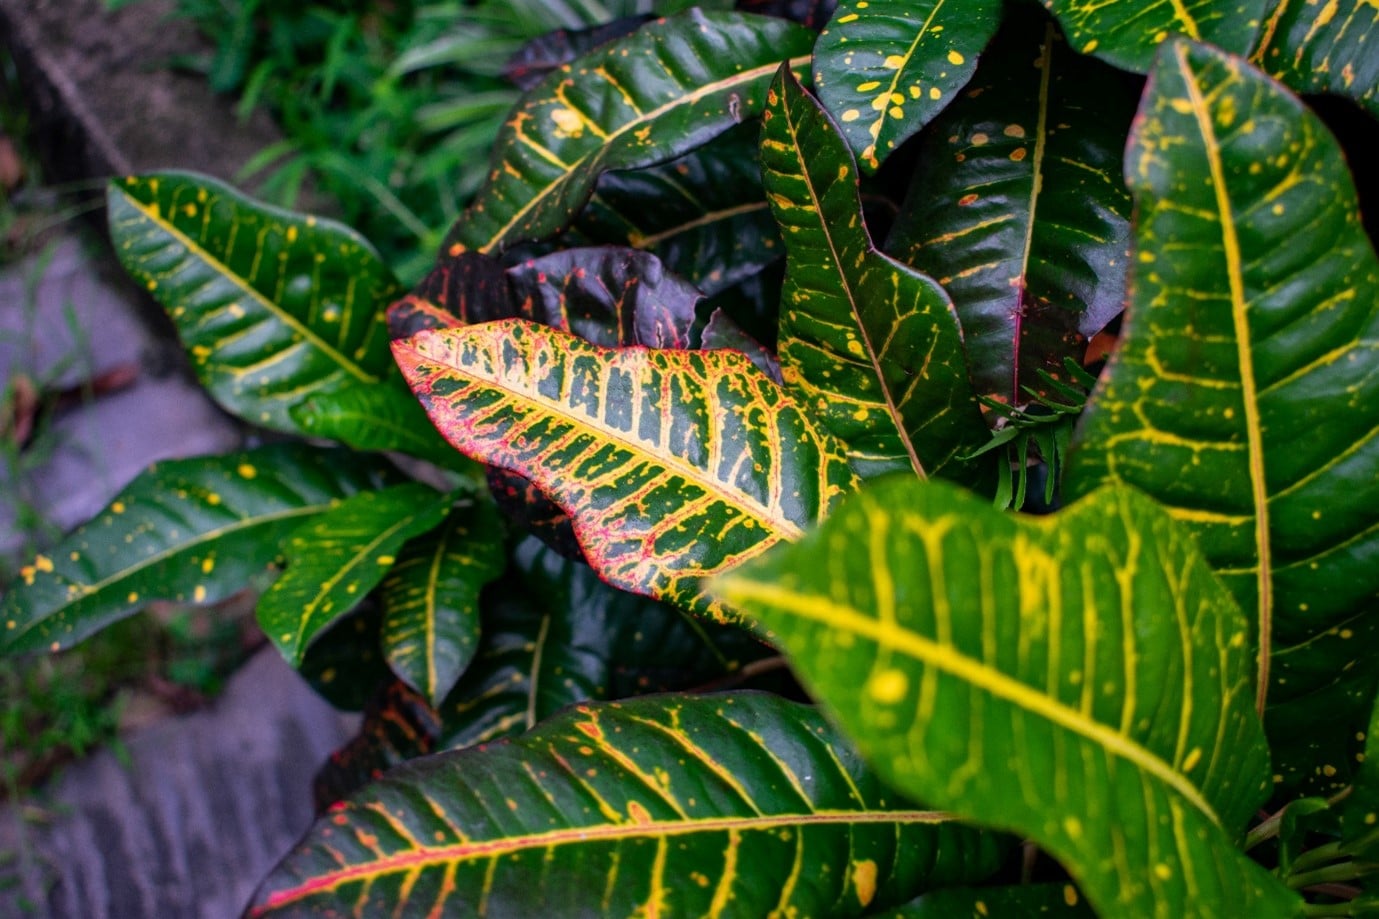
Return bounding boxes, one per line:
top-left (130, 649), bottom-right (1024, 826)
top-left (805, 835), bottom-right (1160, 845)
top-left (4, 0), bottom-right (1378, 915)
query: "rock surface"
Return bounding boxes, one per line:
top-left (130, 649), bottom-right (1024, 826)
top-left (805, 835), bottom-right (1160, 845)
top-left (0, 649), bottom-right (356, 918)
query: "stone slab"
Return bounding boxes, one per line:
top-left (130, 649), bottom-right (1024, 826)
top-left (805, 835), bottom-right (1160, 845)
top-left (0, 647), bottom-right (357, 918)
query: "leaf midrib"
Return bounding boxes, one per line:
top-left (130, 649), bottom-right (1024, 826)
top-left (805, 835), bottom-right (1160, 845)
top-left (1174, 44), bottom-right (1272, 714)
top-left (253, 808), bottom-right (959, 912)
top-left (405, 327), bottom-right (807, 542)
top-left (782, 82), bottom-right (926, 479)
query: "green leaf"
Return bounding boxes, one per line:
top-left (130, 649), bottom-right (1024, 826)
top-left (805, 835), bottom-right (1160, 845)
top-left (573, 124), bottom-right (782, 295)
top-left (445, 9), bottom-right (815, 254)
top-left (107, 172), bottom-right (398, 433)
top-left (288, 372), bottom-right (471, 469)
top-left (250, 693), bottom-right (1006, 917)
top-left (1040, 0), bottom-right (1268, 72)
top-left (1341, 688), bottom-right (1379, 857)
top-left (379, 499), bottom-right (505, 706)
top-left (812, 0), bottom-right (1002, 172)
top-left (256, 483), bottom-right (451, 665)
top-left (392, 318), bottom-right (858, 623)
top-left (886, 11), bottom-right (1134, 406)
top-left (883, 882), bottom-right (1096, 917)
top-left (1, 445), bottom-right (401, 655)
top-left (713, 478), bottom-right (1300, 917)
top-left (1063, 40), bottom-right (1379, 765)
top-left (1253, 0), bottom-right (1379, 117)
top-left (761, 67), bottom-right (990, 483)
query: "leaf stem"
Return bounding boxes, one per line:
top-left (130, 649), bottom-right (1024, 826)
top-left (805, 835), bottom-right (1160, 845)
top-left (1289, 861), bottom-right (1368, 890)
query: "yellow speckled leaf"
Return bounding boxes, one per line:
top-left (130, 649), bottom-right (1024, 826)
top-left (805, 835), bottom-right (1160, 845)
top-left (1253, 0), bottom-right (1379, 117)
top-left (813, 0), bottom-right (1002, 172)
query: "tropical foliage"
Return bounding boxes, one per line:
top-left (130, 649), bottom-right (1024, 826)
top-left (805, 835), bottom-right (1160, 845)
top-left (5, 0), bottom-right (1379, 915)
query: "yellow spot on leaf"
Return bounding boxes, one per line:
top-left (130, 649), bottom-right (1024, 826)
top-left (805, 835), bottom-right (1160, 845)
top-left (1064, 816), bottom-right (1082, 838)
top-left (237, 464), bottom-right (257, 479)
top-left (34, 555), bottom-right (53, 573)
top-left (112, 501), bottom-right (126, 514)
top-left (1082, 39), bottom-right (1098, 53)
top-left (852, 860), bottom-right (878, 907)
top-left (1182, 747), bottom-right (1202, 771)
top-left (201, 557), bottom-right (215, 574)
top-left (867, 668), bottom-right (908, 703)
top-left (1010, 148), bottom-right (1027, 162)
top-left (628, 801), bottom-right (652, 825)
top-left (857, 80), bottom-right (881, 92)
top-left (929, 86), bottom-right (941, 100)
top-left (127, 592), bottom-right (139, 603)
top-left (1154, 864), bottom-right (1172, 880)
top-left (971, 132), bottom-right (989, 145)
top-left (1063, 885), bottom-right (1079, 906)
top-left (550, 107), bottom-right (584, 138)
top-left (286, 226), bottom-right (298, 243)
top-left (947, 50), bottom-right (964, 65)
top-left (883, 55), bottom-right (906, 70)
top-left (193, 585), bottom-right (207, 603)
top-left (376, 555), bottom-right (395, 566)
top-left (837, 12), bottom-right (858, 22)
top-left (1004, 124), bottom-right (1026, 138)
top-left (841, 109), bottom-right (862, 123)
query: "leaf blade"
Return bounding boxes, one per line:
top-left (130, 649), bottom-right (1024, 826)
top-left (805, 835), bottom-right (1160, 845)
top-left (393, 319), bottom-right (858, 622)
top-left (251, 693), bottom-right (1006, 917)
top-left (1041, 0), bottom-right (1268, 72)
top-left (447, 9), bottom-right (815, 254)
top-left (257, 482), bottom-right (451, 665)
top-left (1, 445), bottom-right (402, 654)
top-left (812, 0), bottom-right (1003, 171)
top-left (762, 67), bottom-right (990, 482)
top-left (107, 172), bottom-right (398, 433)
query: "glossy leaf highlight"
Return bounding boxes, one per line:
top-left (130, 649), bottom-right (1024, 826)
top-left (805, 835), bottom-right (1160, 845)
top-left (761, 68), bottom-right (990, 482)
top-left (251, 693), bottom-right (1004, 917)
top-left (714, 478), bottom-right (1298, 917)
top-left (393, 319), bottom-right (858, 622)
top-left (1254, 0), bottom-right (1379, 117)
top-left (2, 445), bottom-right (400, 655)
top-left (107, 172), bottom-right (397, 432)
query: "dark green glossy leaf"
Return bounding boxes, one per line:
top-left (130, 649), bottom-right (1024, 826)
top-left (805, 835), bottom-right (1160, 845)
top-left (298, 604), bottom-right (393, 712)
top-left (1254, 0), bottom-right (1379, 117)
top-left (379, 500), bottom-right (505, 706)
top-left (445, 10), bottom-right (815, 254)
top-left (316, 536), bottom-right (780, 806)
top-left (256, 483), bottom-right (450, 665)
top-left (761, 67), bottom-right (991, 482)
top-left (288, 372), bottom-right (469, 468)
top-left (574, 124), bottom-right (782, 295)
top-left (107, 172), bottom-right (398, 433)
top-left (883, 882), bottom-right (1096, 917)
top-left (1041, 0), bottom-right (1268, 72)
top-left (714, 478), bottom-right (1299, 917)
top-left (813, 0), bottom-right (1002, 172)
top-left (887, 11), bottom-right (1134, 405)
top-left (1342, 687), bottom-right (1379, 858)
top-left (393, 319), bottom-right (858, 624)
top-left (250, 693), bottom-right (1005, 917)
top-left (503, 14), bottom-right (656, 90)
top-left (737, 0), bottom-right (837, 30)
top-left (1064, 41), bottom-right (1379, 773)
top-left (1, 444), bottom-right (401, 655)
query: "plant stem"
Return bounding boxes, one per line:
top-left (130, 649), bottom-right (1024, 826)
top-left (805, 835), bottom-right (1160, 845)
top-left (1290, 841), bottom-right (1348, 876)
